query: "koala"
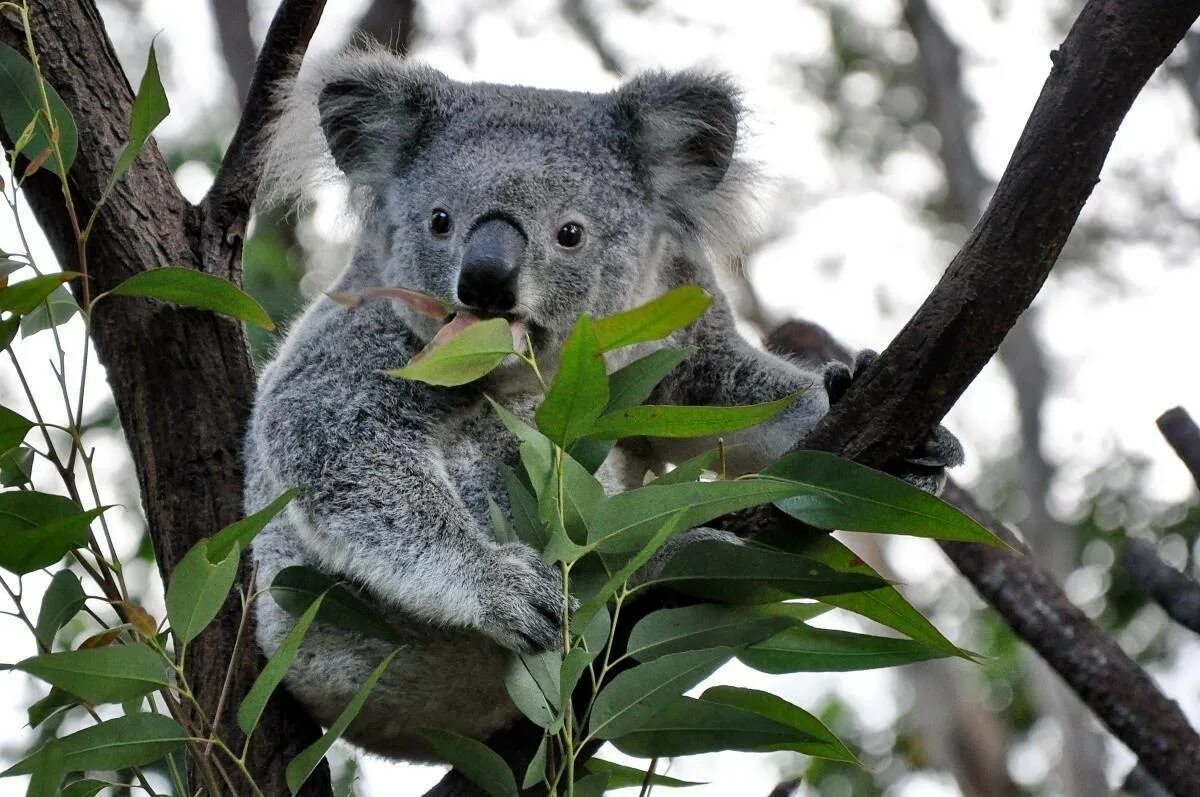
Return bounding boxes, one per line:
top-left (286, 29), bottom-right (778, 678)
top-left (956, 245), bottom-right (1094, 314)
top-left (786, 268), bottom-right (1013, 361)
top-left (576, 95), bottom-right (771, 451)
top-left (245, 49), bottom-right (962, 761)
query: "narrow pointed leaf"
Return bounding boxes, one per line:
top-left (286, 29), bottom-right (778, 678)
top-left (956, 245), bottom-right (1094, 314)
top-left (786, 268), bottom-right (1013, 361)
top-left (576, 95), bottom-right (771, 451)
top-left (108, 267), bottom-right (275, 331)
top-left (111, 43), bottom-right (170, 183)
top-left (269, 565), bottom-right (401, 644)
top-left (0, 498), bottom-right (104, 576)
top-left (589, 646), bottom-right (733, 740)
top-left (1, 713), bottom-right (187, 776)
top-left (649, 540), bottom-right (885, 603)
top-left (626, 604), bottom-right (795, 661)
top-left (0, 446), bottom-right (34, 486)
top-left (0, 44), bottom-right (78, 175)
top-left (504, 650), bottom-right (560, 728)
top-left (166, 539), bottom-right (239, 644)
top-left (740, 624), bottom-right (949, 673)
top-left (286, 649), bottom-right (399, 795)
top-left (421, 730), bottom-right (518, 797)
top-left (605, 346), bottom-right (694, 412)
top-left (238, 594), bottom-right (324, 735)
top-left (35, 568), bottom-right (85, 652)
top-left (208, 488), bottom-right (297, 562)
top-left (388, 317), bottom-right (513, 386)
top-left (585, 758), bottom-right (705, 789)
top-left (0, 406), bottom-right (32, 454)
top-left (592, 285), bottom-right (712, 352)
top-left (585, 391), bottom-right (802, 441)
top-left (700, 685), bottom-right (857, 763)
top-left (24, 739), bottom-right (62, 797)
top-left (651, 450), bottom-right (719, 486)
top-left (17, 644), bottom-right (170, 705)
top-left (762, 451), bottom-right (1003, 545)
top-left (535, 315), bottom-right (608, 447)
top-left (20, 285), bottom-right (78, 338)
top-left (522, 736), bottom-right (549, 790)
top-left (0, 273), bottom-right (80, 315)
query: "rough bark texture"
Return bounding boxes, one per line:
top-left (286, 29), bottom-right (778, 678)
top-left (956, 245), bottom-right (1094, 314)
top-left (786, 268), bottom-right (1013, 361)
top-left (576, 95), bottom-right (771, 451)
top-left (0, 2), bottom-right (331, 795)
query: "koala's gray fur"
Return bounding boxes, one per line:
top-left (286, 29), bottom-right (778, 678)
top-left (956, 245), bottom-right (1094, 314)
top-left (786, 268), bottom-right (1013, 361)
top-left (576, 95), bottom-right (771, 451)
top-left (246, 48), bottom-right (957, 761)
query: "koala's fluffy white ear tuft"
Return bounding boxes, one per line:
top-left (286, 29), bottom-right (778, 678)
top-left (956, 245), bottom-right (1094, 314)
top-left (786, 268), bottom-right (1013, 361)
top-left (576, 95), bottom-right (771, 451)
top-left (616, 71), bottom-right (755, 252)
top-left (258, 48), bottom-right (446, 206)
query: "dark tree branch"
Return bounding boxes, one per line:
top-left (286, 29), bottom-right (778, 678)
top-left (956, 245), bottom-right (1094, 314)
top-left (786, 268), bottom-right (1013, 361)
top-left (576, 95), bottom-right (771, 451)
top-left (1, 1), bottom-right (331, 794)
top-left (209, 0), bottom-right (257, 107)
top-left (1121, 538), bottom-right (1200, 635)
top-left (803, 0), bottom-right (1200, 466)
top-left (357, 0), bottom-right (418, 52)
top-left (1157, 406), bottom-right (1200, 489)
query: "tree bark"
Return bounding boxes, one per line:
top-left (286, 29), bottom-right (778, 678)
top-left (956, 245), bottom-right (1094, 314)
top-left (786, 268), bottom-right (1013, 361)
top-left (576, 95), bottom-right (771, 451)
top-left (0, 1), bottom-right (330, 795)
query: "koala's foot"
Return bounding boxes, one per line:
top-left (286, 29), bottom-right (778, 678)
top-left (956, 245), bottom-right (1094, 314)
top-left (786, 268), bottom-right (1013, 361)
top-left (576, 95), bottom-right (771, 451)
top-left (823, 350), bottom-right (964, 494)
top-left (479, 543), bottom-right (566, 653)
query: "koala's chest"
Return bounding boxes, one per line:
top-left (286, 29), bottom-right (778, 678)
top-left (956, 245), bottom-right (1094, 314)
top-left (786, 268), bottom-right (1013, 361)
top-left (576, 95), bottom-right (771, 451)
top-left (437, 397), bottom-right (531, 525)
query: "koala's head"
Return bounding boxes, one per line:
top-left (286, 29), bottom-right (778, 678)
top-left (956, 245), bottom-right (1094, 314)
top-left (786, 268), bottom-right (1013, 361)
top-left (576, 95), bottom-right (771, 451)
top-left (273, 50), bottom-right (751, 354)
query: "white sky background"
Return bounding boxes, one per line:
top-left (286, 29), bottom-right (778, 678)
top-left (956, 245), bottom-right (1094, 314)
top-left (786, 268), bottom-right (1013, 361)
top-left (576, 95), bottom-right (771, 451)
top-left (2, 0), bottom-right (1200, 795)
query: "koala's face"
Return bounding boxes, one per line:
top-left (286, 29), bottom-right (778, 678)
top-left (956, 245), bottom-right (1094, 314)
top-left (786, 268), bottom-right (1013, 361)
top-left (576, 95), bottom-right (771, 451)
top-left (316, 56), bottom-right (740, 355)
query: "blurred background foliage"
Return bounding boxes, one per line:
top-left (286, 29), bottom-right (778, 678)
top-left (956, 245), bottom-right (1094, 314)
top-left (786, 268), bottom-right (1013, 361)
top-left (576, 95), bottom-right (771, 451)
top-left (3, 0), bottom-right (1199, 795)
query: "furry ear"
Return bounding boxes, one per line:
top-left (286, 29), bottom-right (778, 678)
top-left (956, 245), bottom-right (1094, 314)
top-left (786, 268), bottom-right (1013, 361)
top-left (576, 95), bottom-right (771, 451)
top-left (616, 71), bottom-right (741, 203)
top-left (316, 55), bottom-right (446, 183)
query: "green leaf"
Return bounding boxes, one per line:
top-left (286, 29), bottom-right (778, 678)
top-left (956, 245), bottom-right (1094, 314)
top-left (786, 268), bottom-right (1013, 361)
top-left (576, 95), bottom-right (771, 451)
top-left (488, 494), bottom-right (516, 544)
top-left (521, 736), bottom-right (548, 790)
top-left (541, 450), bottom-right (604, 556)
top-left (166, 539), bottom-right (240, 644)
top-left (0, 315), bottom-right (20, 351)
top-left (501, 466), bottom-right (548, 550)
top-left (27, 686), bottom-right (77, 729)
top-left (20, 285), bottom-right (78, 338)
top-left (700, 685), bottom-right (857, 763)
top-left (2, 713), bottom-right (188, 777)
top-left (559, 647), bottom-right (593, 705)
top-left (755, 530), bottom-right (968, 659)
top-left (208, 488), bottom-right (297, 562)
top-left (652, 450), bottom-right (720, 486)
top-left (0, 43), bottom-right (78, 176)
top-left (0, 495), bottom-right (103, 575)
top-left (504, 650), bottom-right (560, 728)
top-left (238, 593), bottom-right (324, 735)
top-left (592, 285), bottom-right (712, 352)
top-left (574, 773), bottom-right (609, 797)
top-left (108, 267), bottom-right (275, 331)
top-left (605, 346), bottom-right (694, 413)
top-left (585, 391), bottom-right (802, 441)
top-left (286, 649), bottom-right (399, 795)
top-left (607, 695), bottom-right (821, 759)
top-left (739, 623), bottom-right (948, 673)
top-left (584, 758), bottom-right (704, 789)
top-left (60, 780), bottom-right (105, 797)
top-left (0, 273), bottom-right (80, 316)
top-left (421, 730), bottom-right (518, 797)
top-left (0, 446), bottom-right (34, 486)
top-left (586, 477), bottom-right (822, 554)
top-left (649, 540), bottom-right (885, 604)
top-left (571, 509), bottom-right (688, 634)
top-left (589, 646), bottom-right (733, 740)
top-left (35, 570), bottom-right (85, 650)
top-left (388, 317), bottom-right (513, 386)
top-left (17, 644), bottom-right (170, 705)
top-left (24, 738), bottom-right (62, 797)
top-left (762, 451), bottom-right (1003, 546)
top-left (535, 315), bottom-right (608, 447)
top-left (0, 406), bottom-right (32, 454)
top-left (269, 565), bottom-right (401, 644)
top-left (110, 42), bottom-right (170, 183)
top-left (626, 604), bottom-right (795, 662)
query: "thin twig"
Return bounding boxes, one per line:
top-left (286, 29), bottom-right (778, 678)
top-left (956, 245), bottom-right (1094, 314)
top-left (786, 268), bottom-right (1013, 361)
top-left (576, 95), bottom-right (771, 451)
top-left (1121, 539), bottom-right (1200, 636)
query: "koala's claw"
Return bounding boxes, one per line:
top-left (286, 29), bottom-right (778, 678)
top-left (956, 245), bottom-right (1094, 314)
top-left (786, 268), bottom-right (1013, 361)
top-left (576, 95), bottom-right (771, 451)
top-left (825, 348), bottom-right (963, 494)
top-left (479, 544), bottom-right (566, 653)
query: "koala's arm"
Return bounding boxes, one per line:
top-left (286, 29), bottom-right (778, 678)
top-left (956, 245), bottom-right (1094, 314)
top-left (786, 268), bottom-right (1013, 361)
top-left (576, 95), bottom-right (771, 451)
top-left (248, 303), bottom-right (563, 652)
top-left (647, 300), bottom-right (829, 475)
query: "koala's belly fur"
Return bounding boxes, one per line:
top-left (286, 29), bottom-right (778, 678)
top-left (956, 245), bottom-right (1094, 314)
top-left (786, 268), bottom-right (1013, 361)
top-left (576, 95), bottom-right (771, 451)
top-left (251, 397), bottom-right (633, 760)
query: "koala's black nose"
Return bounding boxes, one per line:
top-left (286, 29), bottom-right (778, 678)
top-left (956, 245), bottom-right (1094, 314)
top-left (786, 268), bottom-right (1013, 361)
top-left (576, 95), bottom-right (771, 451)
top-left (458, 217), bottom-right (526, 314)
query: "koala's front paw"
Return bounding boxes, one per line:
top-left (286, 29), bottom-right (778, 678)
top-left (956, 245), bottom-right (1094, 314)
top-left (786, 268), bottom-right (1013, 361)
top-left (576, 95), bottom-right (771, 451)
top-left (824, 350), bottom-right (964, 494)
top-left (479, 543), bottom-right (567, 653)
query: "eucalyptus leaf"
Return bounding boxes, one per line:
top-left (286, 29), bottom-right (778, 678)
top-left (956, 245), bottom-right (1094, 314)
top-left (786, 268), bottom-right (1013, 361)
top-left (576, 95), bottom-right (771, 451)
top-left (110, 42), bottom-right (170, 183)
top-left (108, 267), bottom-right (275, 331)
top-left (0, 446), bottom-right (33, 486)
top-left (270, 565), bottom-right (402, 644)
top-left (0, 406), bottom-right (32, 453)
top-left (388, 317), bottom-right (513, 386)
top-left (585, 391), bottom-right (802, 441)
top-left (700, 685), bottom-right (857, 763)
top-left (285, 649), bottom-right (399, 795)
top-left (585, 758), bottom-right (705, 789)
top-left (1, 713), bottom-right (187, 777)
top-left (0, 43), bottom-right (78, 176)
top-left (535, 314), bottom-right (607, 447)
top-left (605, 346), bottom-right (694, 412)
top-left (238, 594), bottom-right (324, 735)
top-left (208, 488), bottom-right (296, 562)
top-left (35, 571), bottom-right (86, 650)
top-left (19, 285), bottom-right (77, 338)
top-left (626, 604), bottom-right (795, 662)
top-left (740, 624), bottom-right (949, 673)
top-left (504, 651), bottom-right (559, 728)
top-left (0, 496), bottom-right (104, 576)
top-left (166, 539), bottom-right (240, 644)
top-left (588, 646), bottom-right (733, 740)
top-left (592, 285), bottom-right (712, 352)
top-left (421, 730), bottom-right (518, 797)
top-left (17, 644), bottom-right (170, 705)
top-left (0, 273), bottom-right (80, 315)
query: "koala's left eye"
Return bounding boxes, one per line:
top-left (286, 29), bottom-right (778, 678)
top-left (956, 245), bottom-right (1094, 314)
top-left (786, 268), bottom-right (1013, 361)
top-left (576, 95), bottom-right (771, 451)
top-left (556, 222), bottom-right (585, 249)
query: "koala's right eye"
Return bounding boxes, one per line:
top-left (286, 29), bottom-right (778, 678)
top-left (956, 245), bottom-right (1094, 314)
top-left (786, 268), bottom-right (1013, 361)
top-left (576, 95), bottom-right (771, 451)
top-left (430, 209), bottom-right (453, 237)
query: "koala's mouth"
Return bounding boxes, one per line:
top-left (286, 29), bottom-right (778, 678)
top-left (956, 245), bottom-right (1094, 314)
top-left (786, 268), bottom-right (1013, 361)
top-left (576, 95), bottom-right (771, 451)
top-left (430, 310), bottom-right (530, 357)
